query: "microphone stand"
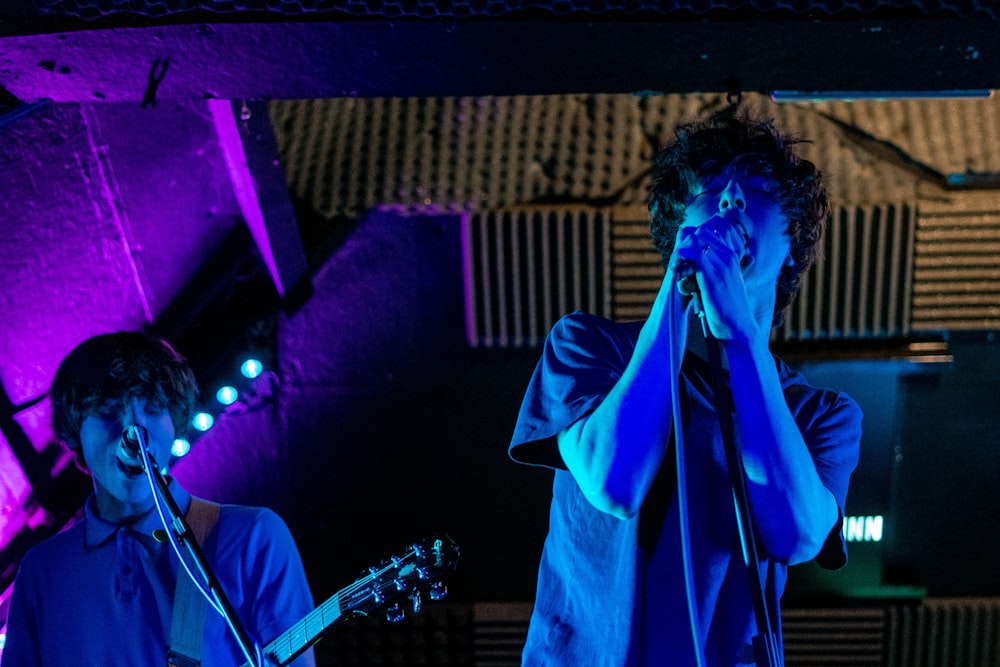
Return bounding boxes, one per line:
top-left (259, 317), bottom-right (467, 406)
top-left (694, 301), bottom-right (783, 667)
top-left (132, 426), bottom-right (262, 667)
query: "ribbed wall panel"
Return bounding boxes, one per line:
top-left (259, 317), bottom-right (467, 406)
top-left (912, 195), bottom-right (1000, 331)
top-left (609, 204), bottom-right (916, 340)
top-left (781, 203), bottom-right (915, 340)
top-left (783, 607), bottom-right (885, 666)
top-left (463, 208), bottom-right (610, 348)
top-left (887, 598), bottom-right (1000, 667)
top-left (466, 599), bottom-right (1000, 667)
top-left (610, 208), bottom-right (662, 322)
top-left (472, 603), bottom-right (532, 667)
top-left (313, 598), bottom-right (1000, 665)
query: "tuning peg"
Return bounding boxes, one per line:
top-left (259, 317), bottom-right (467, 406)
top-left (429, 581), bottom-right (448, 601)
top-left (410, 590), bottom-right (422, 614)
top-left (386, 603), bottom-right (405, 623)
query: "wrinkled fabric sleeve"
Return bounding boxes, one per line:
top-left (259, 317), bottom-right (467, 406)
top-left (243, 509), bottom-right (317, 667)
top-left (787, 381), bottom-right (863, 570)
top-left (509, 312), bottom-right (636, 470)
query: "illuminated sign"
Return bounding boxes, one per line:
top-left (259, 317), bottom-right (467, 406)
top-left (844, 515), bottom-right (883, 542)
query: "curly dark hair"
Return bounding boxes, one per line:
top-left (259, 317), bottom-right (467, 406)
top-left (50, 331), bottom-right (198, 453)
top-left (648, 104), bottom-right (830, 326)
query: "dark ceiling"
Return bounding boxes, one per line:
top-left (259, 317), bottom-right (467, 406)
top-left (1, 2), bottom-right (999, 105)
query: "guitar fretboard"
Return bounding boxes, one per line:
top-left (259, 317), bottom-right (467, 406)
top-left (264, 591), bottom-right (343, 664)
top-left (262, 552), bottom-right (420, 665)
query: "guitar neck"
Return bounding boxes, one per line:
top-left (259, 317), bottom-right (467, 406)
top-left (260, 590), bottom-right (344, 666)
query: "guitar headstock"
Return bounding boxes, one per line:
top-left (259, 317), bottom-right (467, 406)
top-left (257, 534), bottom-right (461, 666)
top-left (341, 534), bottom-right (460, 623)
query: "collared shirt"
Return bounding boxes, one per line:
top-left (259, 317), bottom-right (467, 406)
top-left (2, 478), bottom-right (316, 666)
top-left (510, 312), bottom-right (862, 666)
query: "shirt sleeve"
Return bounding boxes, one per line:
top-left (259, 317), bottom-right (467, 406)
top-left (786, 380), bottom-right (863, 570)
top-left (236, 508), bottom-right (317, 667)
top-left (509, 312), bottom-right (637, 470)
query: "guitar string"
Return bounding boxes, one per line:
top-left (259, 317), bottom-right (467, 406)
top-left (271, 548), bottom-right (422, 660)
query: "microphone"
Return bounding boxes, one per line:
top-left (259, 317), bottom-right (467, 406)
top-left (120, 424), bottom-right (146, 459)
top-left (675, 221), bottom-right (750, 297)
top-left (677, 263), bottom-right (698, 297)
top-left (677, 261), bottom-right (698, 296)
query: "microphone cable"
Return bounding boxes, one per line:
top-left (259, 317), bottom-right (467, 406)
top-left (665, 284), bottom-right (708, 667)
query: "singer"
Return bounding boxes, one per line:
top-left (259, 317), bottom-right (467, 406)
top-left (509, 104), bottom-right (861, 666)
top-left (2, 331), bottom-right (316, 666)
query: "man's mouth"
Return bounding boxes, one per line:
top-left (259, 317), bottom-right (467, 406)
top-left (731, 221), bottom-right (752, 270)
top-left (116, 457), bottom-right (144, 477)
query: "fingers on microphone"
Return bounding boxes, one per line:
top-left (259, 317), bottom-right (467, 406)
top-left (696, 224), bottom-right (744, 263)
top-left (676, 223), bottom-right (742, 268)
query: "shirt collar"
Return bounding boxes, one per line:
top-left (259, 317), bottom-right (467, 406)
top-left (84, 477), bottom-right (191, 547)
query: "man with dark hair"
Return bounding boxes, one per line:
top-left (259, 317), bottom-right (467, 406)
top-left (510, 105), bottom-right (862, 666)
top-left (3, 331), bottom-right (316, 666)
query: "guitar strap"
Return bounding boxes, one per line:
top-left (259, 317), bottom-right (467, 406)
top-left (166, 497), bottom-right (221, 667)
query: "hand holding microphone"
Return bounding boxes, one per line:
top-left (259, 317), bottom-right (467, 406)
top-left (674, 216), bottom-right (750, 298)
top-left (676, 262), bottom-right (701, 298)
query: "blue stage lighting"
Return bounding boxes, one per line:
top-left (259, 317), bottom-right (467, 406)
top-left (241, 358), bottom-right (264, 379)
top-left (171, 438), bottom-right (191, 458)
top-left (216, 385), bottom-right (239, 405)
top-left (192, 412), bottom-right (215, 432)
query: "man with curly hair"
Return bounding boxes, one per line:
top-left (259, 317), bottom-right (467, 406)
top-left (510, 105), bottom-right (862, 666)
top-left (2, 331), bottom-right (316, 666)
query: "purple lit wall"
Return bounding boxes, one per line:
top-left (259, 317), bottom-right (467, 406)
top-left (0, 100), bottom-right (249, 603)
top-left (168, 207), bottom-right (549, 600)
top-left (0, 92), bottom-right (551, 613)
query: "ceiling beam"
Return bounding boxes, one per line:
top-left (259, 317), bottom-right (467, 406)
top-left (0, 19), bottom-right (996, 103)
top-left (209, 99), bottom-right (309, 305)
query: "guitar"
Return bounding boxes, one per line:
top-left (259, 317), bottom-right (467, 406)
top-left (243, 534), bottom-right (460, 666)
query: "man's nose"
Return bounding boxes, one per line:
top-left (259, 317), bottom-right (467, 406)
top-left (718, 179), bottom-right (746, 212)
top-left (125, 397), bottom-right (145, 427)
